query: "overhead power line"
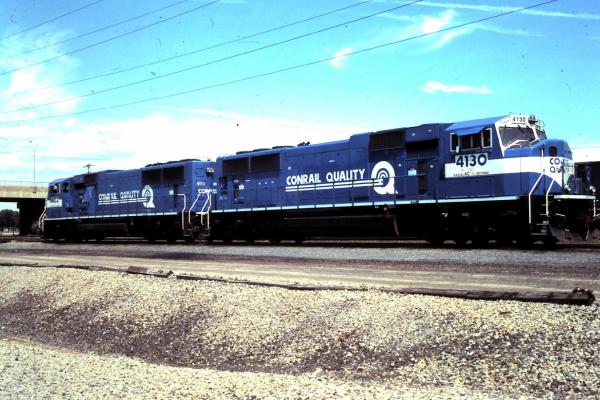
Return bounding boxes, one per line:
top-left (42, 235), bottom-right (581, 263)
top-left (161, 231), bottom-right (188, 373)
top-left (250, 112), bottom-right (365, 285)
top-left (0, 0), bottom-right (559, 126)
top-left (11, 0), bottom-right (374, 96)
top-left (3, 0), bottom-right (194, 60)
top-left (1, 0), bottom-right (422, 114)
top-left (0, 0), bottom-right (221, 78)
top-left (0, 0), bottom-right (105, 42)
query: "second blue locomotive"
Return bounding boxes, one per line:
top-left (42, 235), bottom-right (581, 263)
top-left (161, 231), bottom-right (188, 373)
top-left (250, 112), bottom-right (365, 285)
top-left (43, 160), bottom-right (215, 242)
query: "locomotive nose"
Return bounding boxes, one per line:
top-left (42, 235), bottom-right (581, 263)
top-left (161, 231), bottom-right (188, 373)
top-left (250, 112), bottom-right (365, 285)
top-left (537, 139), bottom-right (572, 159)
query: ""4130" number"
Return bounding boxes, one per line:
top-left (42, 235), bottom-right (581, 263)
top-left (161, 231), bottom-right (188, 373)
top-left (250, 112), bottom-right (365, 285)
top-left (455, 153), bottom-right (488, 167)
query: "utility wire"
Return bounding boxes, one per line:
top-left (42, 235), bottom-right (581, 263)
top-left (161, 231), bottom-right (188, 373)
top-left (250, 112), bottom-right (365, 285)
top-left (2, 0), bottom-right (421, 114)
top-left (0, 0), bottom-right (105, 42)
top-left (0, 0), bottom-right (559, 125)
top-left (11, 0), bottom-right (373, 96)
top-left (0, 0), bottom-right (221, 78)
top-left (3, 0), bottom-right (194, 60)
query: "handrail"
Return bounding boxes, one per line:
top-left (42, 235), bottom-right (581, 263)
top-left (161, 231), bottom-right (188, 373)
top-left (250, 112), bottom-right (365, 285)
top-left (188, 192), bottom-right (202, 224)
top-left (528, 173), bottom-right (544, 224)
top-left (38, 206), bottom-right (46, 233)
top-left (528, 147), bottom-right (546, 225)
top-left (545, 179), bottom-right (557, 217)
top-left (200, 194), bottom-right (211, 213)
top-left (177, 194), bottom-right (186, 232)
top-left (199, 194), bottom-right (212, 230)
top-left (594, 187), bottom-right (597, 217)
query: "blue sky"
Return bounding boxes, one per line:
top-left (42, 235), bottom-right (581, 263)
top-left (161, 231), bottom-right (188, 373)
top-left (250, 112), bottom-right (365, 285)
top-left (0, 0), bottom-right (599, 201)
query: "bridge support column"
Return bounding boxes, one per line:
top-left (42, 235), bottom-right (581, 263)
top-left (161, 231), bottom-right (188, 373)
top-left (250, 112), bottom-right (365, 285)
top-left (17, 199), bottom-right (45, 235)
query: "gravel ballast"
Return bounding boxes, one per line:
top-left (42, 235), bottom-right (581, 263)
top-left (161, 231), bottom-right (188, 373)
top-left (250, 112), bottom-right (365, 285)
top-left (1, 266), bottom-right (599, 399)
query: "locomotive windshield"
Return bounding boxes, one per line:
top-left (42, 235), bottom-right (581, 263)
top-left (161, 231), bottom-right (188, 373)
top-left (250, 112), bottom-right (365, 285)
top-left (499, 126), bottom-right (536, 148)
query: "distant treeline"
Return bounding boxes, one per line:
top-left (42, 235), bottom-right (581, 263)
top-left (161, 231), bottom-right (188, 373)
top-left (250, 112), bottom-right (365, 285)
top-left (0, 210), bottom-right (19, 228)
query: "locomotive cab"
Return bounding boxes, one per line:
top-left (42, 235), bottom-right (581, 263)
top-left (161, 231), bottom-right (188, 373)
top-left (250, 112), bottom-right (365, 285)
top-left (444, 114), bottom-right (598, 244)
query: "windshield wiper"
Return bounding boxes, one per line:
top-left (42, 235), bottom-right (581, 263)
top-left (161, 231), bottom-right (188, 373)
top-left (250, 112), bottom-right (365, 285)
top-left (506, 139), bottom-right (529, 148)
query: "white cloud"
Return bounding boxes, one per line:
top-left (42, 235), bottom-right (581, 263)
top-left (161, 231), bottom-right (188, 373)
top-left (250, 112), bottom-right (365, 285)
top-left (330, 47), bottom-right (353, 69)
top-left (420, 81), bottom-right (492, 94)
top-left (428, 29), bottom-right (468, 49)
top-left (0, 29), bottom-right (80, 121)
top-left (418, 2), bottom-right (600, 21)
top-left (376, 10), bottom-right (464, 50)
top-left (420, 10), bottom-right (455, 34)
top-left (572, 145), bottom-right (600, 163)
top-left (0, 110), bottom-right (364, 183)
top-left (373, 5), bottom-right (545, 52)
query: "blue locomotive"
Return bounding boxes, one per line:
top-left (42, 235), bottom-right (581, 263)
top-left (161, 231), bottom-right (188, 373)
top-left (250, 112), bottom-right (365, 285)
top-left (42, 114), bottom-right (599, 246)
top-left (42, 159), bottom-right (215, 242)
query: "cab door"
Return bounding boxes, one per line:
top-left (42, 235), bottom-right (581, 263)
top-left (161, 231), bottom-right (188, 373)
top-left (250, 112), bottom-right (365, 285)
top-left (82, 186), bottom-right (97, 214)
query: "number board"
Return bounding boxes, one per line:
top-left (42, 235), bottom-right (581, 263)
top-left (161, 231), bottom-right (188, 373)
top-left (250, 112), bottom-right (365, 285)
top-left (446, 153), bottom-right (490, 178)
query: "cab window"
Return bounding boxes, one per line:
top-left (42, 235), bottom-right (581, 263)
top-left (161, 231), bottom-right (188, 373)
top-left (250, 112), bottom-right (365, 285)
top-left (451, 128), bottom-right (492, 152)
top-left (499, 126), bottom-right (535, 148)
top-left (482, 129), bottom-right (492, 147)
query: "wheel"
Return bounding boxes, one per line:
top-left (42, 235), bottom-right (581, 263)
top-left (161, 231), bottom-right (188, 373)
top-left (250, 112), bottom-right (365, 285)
top-left (184, 235), bottom-right (196, 244)
top-left (453, 237), bottom-right (468, 247)
top-left (471, 236), bottom-right (489, 248)
top-left (542, 235), bottom-right (558, 249)
top-left (425, 230), bottom-right (444, 246)
top-left (495, 234), bottom-right (513, 247)
top-left (426, 237), bottom-right (444, 246)
top-left (516, 234), bottom-right (533, 249)
top-left (471, 224), bottom-right (489, 248)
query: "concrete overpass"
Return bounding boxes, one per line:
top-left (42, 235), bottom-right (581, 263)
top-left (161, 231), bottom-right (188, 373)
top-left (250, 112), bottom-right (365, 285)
top-left (0, 181), bottom-right (47, 235)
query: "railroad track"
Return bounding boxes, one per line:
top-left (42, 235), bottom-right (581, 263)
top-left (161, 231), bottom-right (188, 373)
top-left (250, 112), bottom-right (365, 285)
top-left (5, 235), bottom-right (600, 250)
top-left (2, 240), bottom-right (598, 305)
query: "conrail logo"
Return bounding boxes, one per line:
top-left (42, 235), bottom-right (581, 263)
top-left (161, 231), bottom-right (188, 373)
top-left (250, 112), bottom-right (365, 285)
top-left (371, 161), bottom-right (396, 195)
top-left (141, 185), bottom-right (155, 208)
